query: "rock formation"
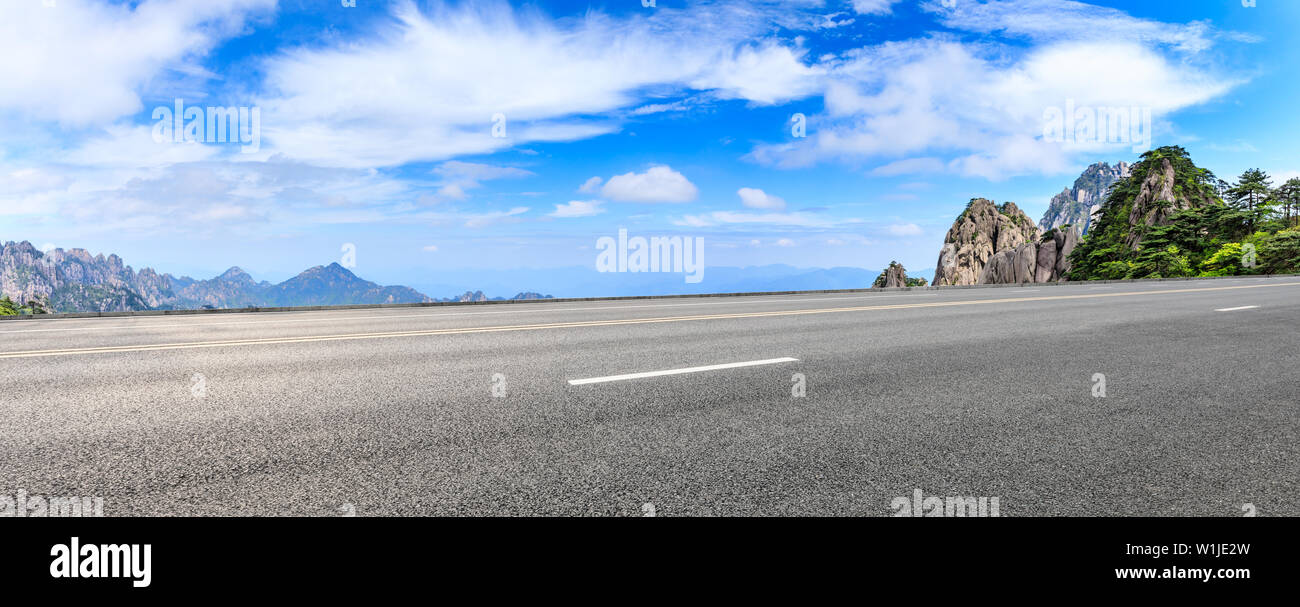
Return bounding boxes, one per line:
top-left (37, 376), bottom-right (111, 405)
top-left (933, 199), bottom-right (1040, 286)
top-left (972, 227), bottom-right (1080, 285)
top-left (1038, 161), bottom-right (1130, 236)
top-left (1123, 156), bottom-right (1218, 249)
top-left (873, 261), bottom-right (908, 288)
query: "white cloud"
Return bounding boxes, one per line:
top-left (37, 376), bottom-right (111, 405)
top-left (690, 43), bottom-right (825, 105)
top-left (549, 200), bottom-right (604, 218)
top-left (577, 176), bottom-right (604, 194)
top-left (0, 0), bottom-right (276, 127)
top-left (422, 244), bottom-right (439, 252)
top-left (927, 0), bottom-right (1249, 53)
top-left (427, 160), bottom-right (533, 202)
top-left (675, 210), bottom-right (835, 228)
top-left (775, 238), bottom-right (796, 247)
top-left (255, 1), bottom-right (825, 168)
top-left (737, 187), bottom-right (787, 210)
top-left (869, 157), bottom-right (947, 177)
top-left (851, 0), bottom-right (902, 16)
top-left (887, 223), bottom-right (923, 236)
top-left (1270, 170), bottom-right (1300, 185)
top-left (674, 214), bottom-right (715, 228)
top-left (463, 206), bottom-right (530, 228)
top-left (600, 166), bottom-right (698, 203)
top-left (751, 33), bottom-right (1242, 179)
top-left (64, 125), bottom-right (221, 169)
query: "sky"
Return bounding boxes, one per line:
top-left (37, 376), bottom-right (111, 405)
top-left (1, 0), bottom-right (1296, 292)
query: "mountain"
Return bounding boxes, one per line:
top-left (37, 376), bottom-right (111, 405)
top-left (166, 267), bottom-right (274, 309)
top-left (263, 263), bottom-right (431, 307)
top-left (1038, 161), bottom-right (1130, 236)
top-left (1068, 146), bottom-right (1235, 280)
top-left (0, 242), bottom-right (437, 312)
top-left (1, 242), bottom-right (170, 313)
top-left (932, 199), bottom-right (1040, 286)
top-left (1116, 151), bottom-right (1220, 250)
top-left (509, 292), bottom-right (552, 300)
top-left (933, 147), bottom-right (1265, 284)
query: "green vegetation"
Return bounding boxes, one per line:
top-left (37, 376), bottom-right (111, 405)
top-left (872, 261), bottom-right (926, 288)
top-left (1069, 146), bottom-right (1300, 280)
top-left (0, 295), bottom-right (47, 316)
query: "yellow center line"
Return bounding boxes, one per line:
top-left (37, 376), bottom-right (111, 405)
top-left (1, 281), bottom-right (1295, 359)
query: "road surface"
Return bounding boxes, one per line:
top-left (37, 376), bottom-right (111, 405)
top-left (2, 277), bottom-right (1297, 516)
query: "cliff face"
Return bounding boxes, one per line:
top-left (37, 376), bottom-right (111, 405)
top-left (1123, 157), bottom-right (1218, 249)
top-left (933, 199), bottom-right (1040, 286)
top-left (979, 228), bottom-right (1078, 284)
top-left (1038, 161), bottom-right (1130, 236)
top-left (0, 242), bottom-right (177, 312)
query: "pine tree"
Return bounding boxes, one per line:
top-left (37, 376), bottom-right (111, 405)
top-left (1274, 177), bottom-right (1300, 228)
top-left (1227, 168), bottom-right (1274, 230)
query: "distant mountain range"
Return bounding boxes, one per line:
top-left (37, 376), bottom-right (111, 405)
top-left (0, 241), bottom-right (552, 313)
top-left (1038, 161), bottom-right (1130, 236)
top-left (1, 240), bottom-right (907, 313)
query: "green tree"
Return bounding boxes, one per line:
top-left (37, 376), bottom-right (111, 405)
top-left (1274, 177), bottom-right (1300, 228)
top-left (0, 296), bottom-right (18, 316)
top-left (1198, 242), bottom-right (1246, 276)
top-left (1256, 229), bottom-right (1300, 273)
top-left (26, 297), bottom-right (48, 314)
top-left (1227, 168), bottom-right (1275, 230)
top-left (1129, 245), bottom-right (1193, 279)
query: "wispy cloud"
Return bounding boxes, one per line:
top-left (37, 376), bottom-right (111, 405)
top-left (549, 200), bottom-right (604, 218)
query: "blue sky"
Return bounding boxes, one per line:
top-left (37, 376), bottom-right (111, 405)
top-left (2, 0), bottom-right (1296, 292)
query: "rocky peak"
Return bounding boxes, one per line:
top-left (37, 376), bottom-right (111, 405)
top-left (1038, 161), bottom-right (1131, 236)
top-left (933, 198), bottom-right (1040, 286)
top-left (1124, 156), bottom-right (1216, 249)
top-left (873, 261), bottom-right (909, 288)
top-left (217, 266), bottom-right (254, 284)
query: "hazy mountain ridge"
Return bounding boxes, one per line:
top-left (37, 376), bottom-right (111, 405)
top-left (0, 242), bottom-right (554, 313)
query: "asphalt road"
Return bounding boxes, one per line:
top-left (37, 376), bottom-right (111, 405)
top-left (2, 277), bottom-right (1297, 516)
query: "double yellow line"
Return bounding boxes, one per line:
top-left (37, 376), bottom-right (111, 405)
top-left (0, 281), bottom-right (1293, 359)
